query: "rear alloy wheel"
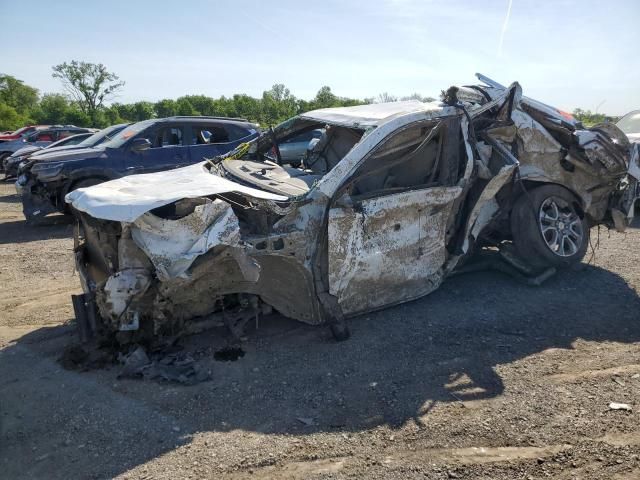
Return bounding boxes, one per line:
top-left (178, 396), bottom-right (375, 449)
top-left (538, 197), bottom-right (584, 257)
top-left (511, 185), bottom-right (589, 269)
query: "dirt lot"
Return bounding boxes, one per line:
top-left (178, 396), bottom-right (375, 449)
top-left (1, 180), bottom-right (639, 480)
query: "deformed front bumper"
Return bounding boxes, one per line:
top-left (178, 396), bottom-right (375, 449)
top-left (18, 177), bottom-right (60, 223)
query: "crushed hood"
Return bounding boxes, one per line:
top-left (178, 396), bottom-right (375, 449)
top-left (66, 161), bottom-right (287, 222)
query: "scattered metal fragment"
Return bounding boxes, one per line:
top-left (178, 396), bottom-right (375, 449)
top-left (213, 346), bottom-right (245, 362)
top-left (612, 376), bottom-right (626, 387)
top-left (296, 417), bottom-right (315, 426)
top-left (117, 346), bottom-right (210, 385)
top-left (608, 402), bottom-right (632, 412)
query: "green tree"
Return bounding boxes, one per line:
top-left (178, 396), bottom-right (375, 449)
top-left (64, 107), bottom-right (92, 128)
top-left (154, 99), bottom-right (178, 118)
top-left (34, 93), bottom-right (70, 124)
top-left (130, 101), bottom-right (155, 121)
top-left (0, 103), bottom-right (28, 131)
top-left (229, 94), bottom-right (261, 121)
top-left (182, 95), bottom-right (217, 116)
top-left (261, 84), bottom-right (297, 125)
top-left (311, 86), bottom-right (339, 109)
top-left (52, 61), bottom-right (124, 125)
top-left (103, 105), bottom-right (127, 125)
top-left (0, 74), bottom-right (39, 114)
top-left (572, 108), bottom-right (610, 127)
top-left (175, 97), bottom-right (196, 116)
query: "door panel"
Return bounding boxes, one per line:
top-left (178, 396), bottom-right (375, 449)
top-left (127, 146), bottom-right (189, 174)
top-left (126, 125), bottom-right (190, 174)
top-left (188, 143), bottom-right (224, 163)
top-left (328, 186), bottom-right (461, 315)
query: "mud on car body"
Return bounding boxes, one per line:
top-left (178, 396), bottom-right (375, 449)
top-left (16, 116), bottom-right (260, 223)
top-left (67, 75), bottom-right (639, 344)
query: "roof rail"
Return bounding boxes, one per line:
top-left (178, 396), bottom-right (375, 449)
top-left (167, 115), bottom-right (250, 122)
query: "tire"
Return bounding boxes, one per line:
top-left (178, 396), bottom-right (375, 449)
top-left (70, 177), bottom-right (104, 191)
top-left (0, 152), bottom-right (10, 174)
top-left (511, 184), bottom-right (589, 269)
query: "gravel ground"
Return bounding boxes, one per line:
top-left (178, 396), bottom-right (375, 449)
top-left (1, 180), bottom-right (639, 479)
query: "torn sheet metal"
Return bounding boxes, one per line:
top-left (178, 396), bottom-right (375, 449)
top-left (460, 163), bottom-right (518, 254)
top-left (511, 110), bottom-right (562, 154)
top-left (574, 130), bottom-right (628, 178)
top-left (65, 161), bottom-right (287, 222)
top-left (130, 199), bottom-right (241, 280)
top-left (101, 268), bottom-right (151, 326)
top-left (328, 186), bottom-right (461, 315)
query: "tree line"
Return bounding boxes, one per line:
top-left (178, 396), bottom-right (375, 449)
top-left (0, 60), bottom-right (615, 132)
top-left (0, 61), bottom-right (381, 131)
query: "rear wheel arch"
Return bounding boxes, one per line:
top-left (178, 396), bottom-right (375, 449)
top-left (513, 180), bottom-right (586, 218)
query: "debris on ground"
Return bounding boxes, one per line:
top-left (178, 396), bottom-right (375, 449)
top-left (117, 345), bottom-right (210, 385)
top-left (213, 346), bottom-right (245, 362)
top-left (60, 342), bottom-right (210, 385)
top-left (296, 417), bottom-right (315, 426)
top-left (608, 402), bottom-right (632, 412)
top-left (59, 344), bottom-right (113, 371)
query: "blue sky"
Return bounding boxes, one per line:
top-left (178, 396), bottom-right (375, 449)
top-left (1, 0), bottom-right (638, 115)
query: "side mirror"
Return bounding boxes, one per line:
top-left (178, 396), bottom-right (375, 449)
top-left (131, 138), bottom-right (151, 152)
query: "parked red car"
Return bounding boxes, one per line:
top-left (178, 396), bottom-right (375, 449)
top-left (0, 125), bottom-right (49, 142)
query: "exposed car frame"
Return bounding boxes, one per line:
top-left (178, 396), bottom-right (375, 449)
top-left (67, 75), bottom-right (639, 344)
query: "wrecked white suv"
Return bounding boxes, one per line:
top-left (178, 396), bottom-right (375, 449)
top-left (67, 75), bottom-right (639, 344)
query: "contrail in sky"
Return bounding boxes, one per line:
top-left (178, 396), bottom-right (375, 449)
top-left (498, 0), bottom-right (513, 57)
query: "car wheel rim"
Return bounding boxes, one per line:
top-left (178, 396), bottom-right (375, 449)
top-left (538, 197), bottom-right (583, 257)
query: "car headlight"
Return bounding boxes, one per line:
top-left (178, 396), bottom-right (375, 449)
top-left (31, 162), bottom-right (64, 180)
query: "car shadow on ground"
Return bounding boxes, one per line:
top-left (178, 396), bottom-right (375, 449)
top-left (0, 217), bottom-right (73, 244)
top-left (2, 260), bottom-right (640, 478)
top-left (0, 191), bottom-right (21, 203)
top-left (0, 183), bottom-right (73, 243)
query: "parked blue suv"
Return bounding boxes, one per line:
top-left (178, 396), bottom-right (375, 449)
top-left (18, 116), bottom-right (260, 222)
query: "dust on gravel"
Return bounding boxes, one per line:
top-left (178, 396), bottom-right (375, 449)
top-left (1, 180), bottom-right (639, 479)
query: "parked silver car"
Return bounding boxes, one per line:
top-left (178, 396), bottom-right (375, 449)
top-left (617, 109), bottom-right (640, 143)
